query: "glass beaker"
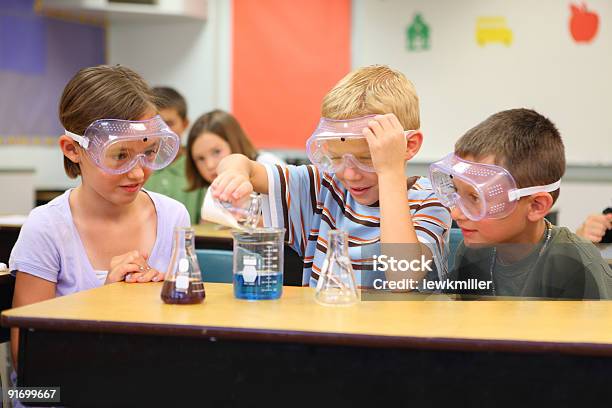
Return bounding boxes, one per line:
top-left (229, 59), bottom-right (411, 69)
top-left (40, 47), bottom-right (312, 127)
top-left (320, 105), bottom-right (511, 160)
top-left (161, 227), bottom-right (205, 304)
top-left (215, 192), bottom-right (262, 229)
top-left (232, 228), bottom-right (285, 300)
top-left (315, 230), bottom-right (358, 306)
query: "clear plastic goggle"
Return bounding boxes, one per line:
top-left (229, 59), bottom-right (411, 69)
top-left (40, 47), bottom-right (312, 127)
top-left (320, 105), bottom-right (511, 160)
top-left (306, 115), bottom-right (417, 174)
top-left (429, 153), bottom-right (561, 221)
top-left (65, 115), bottom-right (179, 175)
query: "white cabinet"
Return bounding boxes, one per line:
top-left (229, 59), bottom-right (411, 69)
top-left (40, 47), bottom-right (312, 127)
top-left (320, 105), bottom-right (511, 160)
top-left (0, 169), bottom-right (35, 215)
top-left (40, 0), bottom-right (207, 22)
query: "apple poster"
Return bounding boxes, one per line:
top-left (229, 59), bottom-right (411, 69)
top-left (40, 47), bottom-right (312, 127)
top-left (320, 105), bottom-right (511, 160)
top-left (569, 2), bottom-right (599, 43)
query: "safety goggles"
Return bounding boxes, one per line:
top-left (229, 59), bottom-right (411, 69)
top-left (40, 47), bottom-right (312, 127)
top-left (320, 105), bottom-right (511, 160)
top-left (65, 115), bottom-right (180, 175)
top-left (429, 153), bottom-right (561, 221)
top-left (306, 115), bottom-right (418, 174)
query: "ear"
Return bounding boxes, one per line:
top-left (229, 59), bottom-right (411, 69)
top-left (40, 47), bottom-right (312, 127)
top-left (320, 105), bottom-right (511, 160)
top-left (58, 135), bottom-right (82, 164)
top-left (526, 192), bottom-right (554, 222)
top-left (183, 117), bottom-right (190, 130)
top-left (404, 131), bottom-right (423, 161)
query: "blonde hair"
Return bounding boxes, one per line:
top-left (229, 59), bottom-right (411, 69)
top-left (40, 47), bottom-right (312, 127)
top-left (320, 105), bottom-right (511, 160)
top-left (321, 65), bottom-right (420, 129)
top-left (59, 65), bottom-right (157, 178)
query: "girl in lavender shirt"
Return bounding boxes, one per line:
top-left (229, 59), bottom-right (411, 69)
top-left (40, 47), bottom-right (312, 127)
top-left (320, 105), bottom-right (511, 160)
top-left (9, 65), bottom-right (190, 371)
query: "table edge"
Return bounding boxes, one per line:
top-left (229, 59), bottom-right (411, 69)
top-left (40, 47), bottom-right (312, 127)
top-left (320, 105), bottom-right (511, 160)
top-left (3, 314), bottom-right (612, 357)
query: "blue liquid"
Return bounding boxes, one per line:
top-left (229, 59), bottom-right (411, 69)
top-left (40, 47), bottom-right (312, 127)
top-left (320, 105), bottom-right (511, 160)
top-left (233, 272), bottom-right (283, 300)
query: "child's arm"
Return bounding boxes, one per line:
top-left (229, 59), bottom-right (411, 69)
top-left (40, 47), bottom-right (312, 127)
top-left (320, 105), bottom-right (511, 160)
top-left (212, 154), bottom-right (269, 202)
top-left (364, 114), bottom-right (419, 244)
top-left (364, 114), bottom-right (428, 281)
top-left (576, 213), bottom-right (612, 243)
top-left (11, 272), bottom-right (56, 368)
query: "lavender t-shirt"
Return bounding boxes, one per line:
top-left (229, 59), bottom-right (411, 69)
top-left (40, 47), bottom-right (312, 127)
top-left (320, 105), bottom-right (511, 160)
top-left (9, 189), bottom-right (190, 296)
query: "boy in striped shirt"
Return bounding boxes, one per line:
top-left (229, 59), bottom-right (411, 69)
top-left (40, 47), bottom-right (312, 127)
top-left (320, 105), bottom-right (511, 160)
top-left (213, 65), bottom-right (451, 287)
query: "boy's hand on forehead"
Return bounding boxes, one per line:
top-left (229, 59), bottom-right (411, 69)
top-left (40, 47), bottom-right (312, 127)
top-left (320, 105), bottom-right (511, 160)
top-left (363, 114), bottom-right (407, 176)
top-left (211, 169), bottom-right (254, 204)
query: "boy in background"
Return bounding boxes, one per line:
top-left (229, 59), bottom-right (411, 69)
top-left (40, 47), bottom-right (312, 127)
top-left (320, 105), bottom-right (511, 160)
top-left (211, 65), bottom-right (451, 287)
top-left (145, 87), bottom-right (204, 224)
top-left (432, 108), bottom-right (612, 298)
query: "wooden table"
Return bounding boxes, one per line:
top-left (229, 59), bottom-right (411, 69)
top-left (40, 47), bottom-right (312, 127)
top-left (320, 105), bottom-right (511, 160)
top-left (3, 283), bottom-right (612, 406)
top-left (193, 221), bottom-right (233, 250)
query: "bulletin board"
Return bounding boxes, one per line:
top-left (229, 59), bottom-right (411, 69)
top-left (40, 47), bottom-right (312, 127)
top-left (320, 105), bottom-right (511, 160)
top-left (232, 0), bottom-right (351, 149)
top-left (352, 0), bottom-right (611, 164)
top-left (0, 0), bottom-right (105, 145)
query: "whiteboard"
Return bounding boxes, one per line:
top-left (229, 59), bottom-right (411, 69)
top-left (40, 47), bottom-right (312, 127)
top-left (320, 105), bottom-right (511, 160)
top-left (353, 0), bottom-right (612, 164)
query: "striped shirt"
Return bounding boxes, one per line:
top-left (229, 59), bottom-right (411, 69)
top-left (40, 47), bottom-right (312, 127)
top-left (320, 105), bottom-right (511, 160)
top-left (263, 164), bottom-right (451, 287)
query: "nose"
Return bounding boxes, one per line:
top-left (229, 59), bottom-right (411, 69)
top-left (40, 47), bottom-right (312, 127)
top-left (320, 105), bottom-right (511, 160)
top-left (450, 205), bottom-right (466, 221)
top-left (339, 164), bottom-right (362, 181)
top-left (126, 159), bottom-right (145, 180)
top-left (206, 157), bottom-right (218, 171)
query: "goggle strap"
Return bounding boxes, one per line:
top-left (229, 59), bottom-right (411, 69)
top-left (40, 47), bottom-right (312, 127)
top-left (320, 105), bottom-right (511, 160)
top-left (508, 179), bottom-right (561, 201)
top-left (65, 130), bottom-right (89, 149)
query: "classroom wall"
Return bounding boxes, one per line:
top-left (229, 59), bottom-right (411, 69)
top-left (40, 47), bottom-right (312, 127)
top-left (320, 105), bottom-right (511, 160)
top-left (107, 0), bottom-right (232, 132)
top-left (557, 182), bottom-right (612, 232)
top-left (1, 0), bottom-right (610, 230)
top-left (0, 0), bottom-right (229, 189)
top-left (0, 1), bottom-right (105, 190)
top-left (352, 0), bottom-right (612, 165)
top-left (350, 0), bottom-right (612, 228)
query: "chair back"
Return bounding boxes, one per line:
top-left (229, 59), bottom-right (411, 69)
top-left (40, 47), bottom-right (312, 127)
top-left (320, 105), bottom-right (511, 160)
top-left (195, 249), bottom-right (233, 283)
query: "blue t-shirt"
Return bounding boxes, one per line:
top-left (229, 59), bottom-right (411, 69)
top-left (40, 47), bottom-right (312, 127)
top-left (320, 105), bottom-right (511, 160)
top-left (9, 189), bottom-right (190, 296)
top-left (263, 164), bottom-right (452, 287)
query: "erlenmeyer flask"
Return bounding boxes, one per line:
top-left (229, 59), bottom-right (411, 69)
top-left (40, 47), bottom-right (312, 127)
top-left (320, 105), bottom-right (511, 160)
top-left (161, 227), bottom-right (205, 304)
top-left (315, 229), bottom-right (358, 306)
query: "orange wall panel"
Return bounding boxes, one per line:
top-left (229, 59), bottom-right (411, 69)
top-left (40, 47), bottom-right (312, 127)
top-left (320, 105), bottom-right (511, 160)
top-left (232, 0), bottom-right (351, 149)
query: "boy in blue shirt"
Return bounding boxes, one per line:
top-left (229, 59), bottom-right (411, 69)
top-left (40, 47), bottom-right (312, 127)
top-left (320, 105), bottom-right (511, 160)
top-left (211, 65), bottom-right (451, 287)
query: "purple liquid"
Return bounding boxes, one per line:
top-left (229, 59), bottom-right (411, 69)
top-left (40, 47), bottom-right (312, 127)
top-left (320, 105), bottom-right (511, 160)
top-left (161, 279), bottom-right (205, 304)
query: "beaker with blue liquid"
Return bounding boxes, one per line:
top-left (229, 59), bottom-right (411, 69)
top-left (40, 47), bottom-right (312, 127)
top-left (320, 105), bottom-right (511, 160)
top-left (232, 228), bottom-right (285, 300)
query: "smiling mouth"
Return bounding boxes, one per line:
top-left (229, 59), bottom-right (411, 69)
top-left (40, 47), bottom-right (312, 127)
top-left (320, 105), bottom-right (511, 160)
top-left (349, 186), bottom-right (371, 195)
top-left (120, 183), bottom-right (141, 191)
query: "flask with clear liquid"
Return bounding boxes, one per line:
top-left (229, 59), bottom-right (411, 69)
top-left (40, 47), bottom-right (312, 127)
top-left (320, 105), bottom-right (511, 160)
top-left (314, 229), bottom-right (358, 306)
top-left (203, 189), bottom-right (262, 230)
top-left (161, 227), bottom-right (205, 304)
top-left (217, 192), bottom-right (262, 229)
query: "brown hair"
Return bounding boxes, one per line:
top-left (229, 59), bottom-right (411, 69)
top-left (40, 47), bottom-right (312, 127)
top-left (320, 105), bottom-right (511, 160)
top-left (152, 86), bottom-right (188, 120)
top-left (186, 109), bottom-right (258, 190)
top-left (59, 65), bottom-right (157, 178)
top-left (321, 65), bottom-right (420, 130)
top-left (455, 108), bottom-right (565, 203)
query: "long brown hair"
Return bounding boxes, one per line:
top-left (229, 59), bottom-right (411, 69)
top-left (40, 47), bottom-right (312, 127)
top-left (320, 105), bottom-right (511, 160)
top-left (59, 65), bottom-right (157, 178)
top-left (186, 109), bottom-right (258, 190)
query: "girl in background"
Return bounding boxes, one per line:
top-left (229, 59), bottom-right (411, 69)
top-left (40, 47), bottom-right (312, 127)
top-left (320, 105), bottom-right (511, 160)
top-left (185, 109), bottom-right (283, 223)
